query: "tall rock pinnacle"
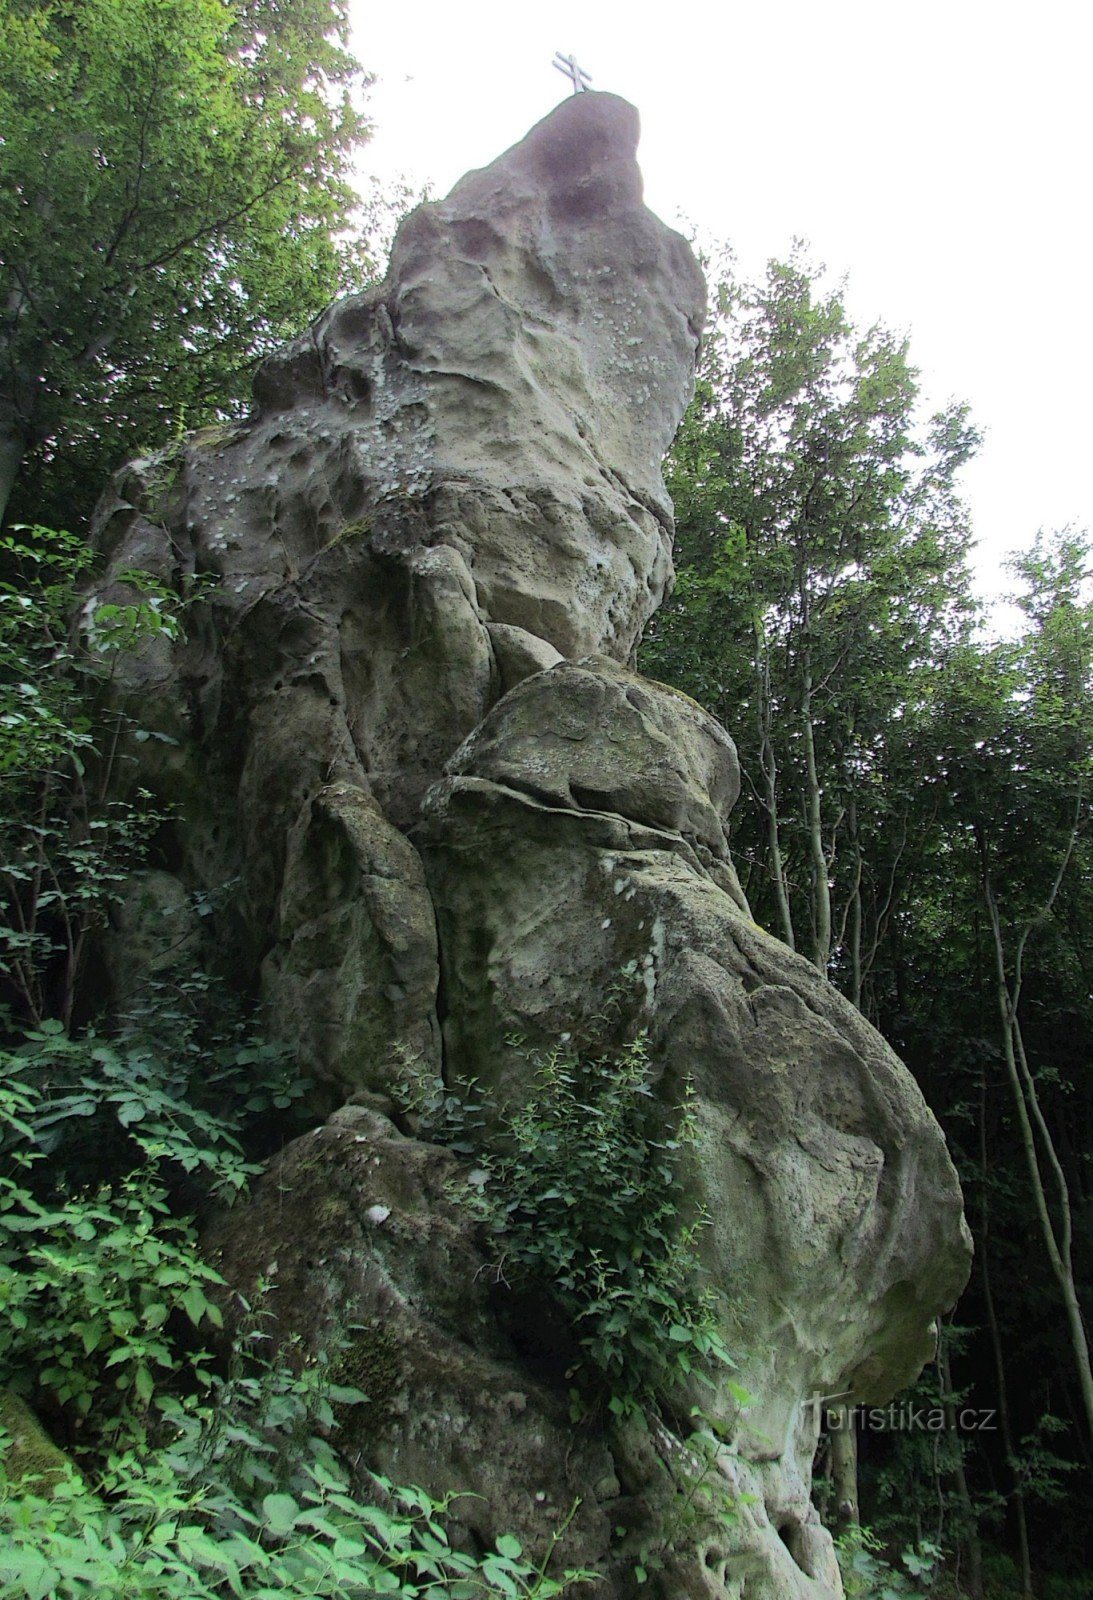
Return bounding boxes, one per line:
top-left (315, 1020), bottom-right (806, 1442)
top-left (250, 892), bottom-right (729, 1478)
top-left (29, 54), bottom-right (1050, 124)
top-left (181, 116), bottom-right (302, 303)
top-left (90, 93), bottom-right (970, 1600)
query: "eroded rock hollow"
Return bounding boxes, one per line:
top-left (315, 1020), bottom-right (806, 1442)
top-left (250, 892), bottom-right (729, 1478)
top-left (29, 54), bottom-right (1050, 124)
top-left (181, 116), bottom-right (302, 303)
top-left (91, 91), bottom-right (971, 1598)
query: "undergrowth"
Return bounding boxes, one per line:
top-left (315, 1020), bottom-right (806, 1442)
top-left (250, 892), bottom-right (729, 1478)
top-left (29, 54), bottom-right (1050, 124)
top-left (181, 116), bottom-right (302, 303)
top-left (0, 527), bottom-right (594, 1599)
top-left (403, 1031), bottom-right (739, 1421)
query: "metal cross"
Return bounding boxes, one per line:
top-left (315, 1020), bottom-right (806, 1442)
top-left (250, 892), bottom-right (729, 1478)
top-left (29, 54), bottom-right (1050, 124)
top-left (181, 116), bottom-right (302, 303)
top-left (552, 52), bottom-right (592, 93)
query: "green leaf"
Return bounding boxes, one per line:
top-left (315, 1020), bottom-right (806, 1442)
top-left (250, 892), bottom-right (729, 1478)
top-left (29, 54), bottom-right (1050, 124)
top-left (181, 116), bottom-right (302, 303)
top-left (480, 1560), bottom-right (519, 1595)
top-left (261, 1492), bottom-right (301, 1535)
top-left (180, 1285), bottom-right (210, 1327)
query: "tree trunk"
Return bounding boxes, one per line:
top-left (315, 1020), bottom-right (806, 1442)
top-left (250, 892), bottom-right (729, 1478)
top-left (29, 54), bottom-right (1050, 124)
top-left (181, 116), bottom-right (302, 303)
top-left (980, 1071), bottom-right (1034, 1600)
top-left (939, 1330), bottom-right (984, 1600)
top-left (754, 621), bottom-right (795, 949)
top-left (800, 651), bottom-right (831, 971)
top-left (828, 1408), bottom-right (859, 1528)
top-left (846, 796), bottom-right (863, 1010)
top-left (981, 852), bottom-right (1093, 1446)
top-left (0, 403), bottom-right (25, 530)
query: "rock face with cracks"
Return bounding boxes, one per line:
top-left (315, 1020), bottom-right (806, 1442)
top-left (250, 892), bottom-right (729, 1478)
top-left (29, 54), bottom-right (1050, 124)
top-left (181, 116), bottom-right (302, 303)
top-left (92, 92), bottom-right (971, 1600)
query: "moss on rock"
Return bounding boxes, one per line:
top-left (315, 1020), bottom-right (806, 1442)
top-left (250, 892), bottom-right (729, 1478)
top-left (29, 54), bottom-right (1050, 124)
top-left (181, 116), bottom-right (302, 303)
top-left (0, 1389), bottom-right (74, 1490)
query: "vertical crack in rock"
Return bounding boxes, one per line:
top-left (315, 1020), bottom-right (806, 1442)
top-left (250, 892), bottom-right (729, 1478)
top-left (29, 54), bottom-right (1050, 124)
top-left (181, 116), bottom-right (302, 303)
top-left (92, 91), bottom-right (971, 1600)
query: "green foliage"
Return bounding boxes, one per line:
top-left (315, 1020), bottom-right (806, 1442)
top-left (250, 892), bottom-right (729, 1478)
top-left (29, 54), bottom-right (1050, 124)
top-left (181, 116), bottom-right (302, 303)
top-left (0, 525), bottom-right (180, 777)
top-left (1009, 1415), bottom-right (1078, 1507)
top-left (0, 0), bottom-right (378, 530)
top-left (10, 1000), bottom-right (302, 1200)
top-left (0, 938), bottom-right (592, 1599)
top-left (397, 1060), bottom-right (487, 1158)
top-left (474, 1033), bottom-right (735, 1417)
top-left (0, 1167), bottom-right (224, 1424)
top-left (0, 1456), bottom-right (590, 1599)
top-left (836, 1525), bottom-right (942, 1598)
top-left (0, 525), bottom-right (186, 1028)
top-left (643, 247), bottom-right (978, 978)
top-left (0, 1018), bottom-right (265, 1434)
top-left (934, 532), bottom-right (1093, 938)
top-left (0, 965), bottom-right (316, 1447)
top-left (0, 1316), bottom-right (593, 1600)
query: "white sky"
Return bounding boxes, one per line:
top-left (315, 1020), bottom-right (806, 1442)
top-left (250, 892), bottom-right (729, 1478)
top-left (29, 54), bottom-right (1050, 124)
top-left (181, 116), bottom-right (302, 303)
top-left (347, 0), bottom-right (1092, 601)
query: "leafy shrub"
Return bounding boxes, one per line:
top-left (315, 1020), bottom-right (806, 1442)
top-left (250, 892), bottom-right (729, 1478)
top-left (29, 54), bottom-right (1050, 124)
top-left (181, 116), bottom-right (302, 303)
top-left (0, 1457), bottom-right (590, 1599)
top-left (836, 1524), bottom-right (942, 1598)
top-left (0, 1317), bottom-right (594, 1600)
top-left (0, 954), bottom-right (593, 1599)
top-left (10, 1004), bottom-right (304, 1202)
top-left (475, 1034), bottom-right (735, 1417)
top-left (0, 524), bottom-right (184, 1029)
top-left (0, 1036), bottom-right (228, 1437)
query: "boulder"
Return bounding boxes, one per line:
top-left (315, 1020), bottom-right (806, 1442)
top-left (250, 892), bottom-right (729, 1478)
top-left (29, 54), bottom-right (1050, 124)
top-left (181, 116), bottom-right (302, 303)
top-left (208, 1104), bottom-right (846, 1600)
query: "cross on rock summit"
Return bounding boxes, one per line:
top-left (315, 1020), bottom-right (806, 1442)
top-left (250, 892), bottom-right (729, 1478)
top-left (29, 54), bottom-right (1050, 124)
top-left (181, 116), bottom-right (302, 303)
top-left (552, 51), bottom-right (592, 93)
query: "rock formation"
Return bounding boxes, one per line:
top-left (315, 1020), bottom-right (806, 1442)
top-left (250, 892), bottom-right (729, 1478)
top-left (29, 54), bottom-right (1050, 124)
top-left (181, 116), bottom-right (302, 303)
top-left (90, 91), bottom-right (972, 1598)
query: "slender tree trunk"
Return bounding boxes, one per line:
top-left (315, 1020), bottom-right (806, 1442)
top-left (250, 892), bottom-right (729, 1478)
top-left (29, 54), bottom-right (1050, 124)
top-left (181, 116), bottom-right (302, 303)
top-left (847, 796), bottom-right (863, 1010)
top-left (979, 1072), bottom-right (1034, 1600)
top-left (0, 404), bottom-right (25, 530)
top-left (754, 622), bottom-right (795, 948)
top-left (762, 744), bottom-right (794, 949)
top-left (799, 645), bottom-right (831, 971)
top-left (980, 847), bottom-right (1093, 1446)
top-left (828, 1409), bottom-right (859, 1528)
top-left (939, 1330), bottom-right (984, 1600)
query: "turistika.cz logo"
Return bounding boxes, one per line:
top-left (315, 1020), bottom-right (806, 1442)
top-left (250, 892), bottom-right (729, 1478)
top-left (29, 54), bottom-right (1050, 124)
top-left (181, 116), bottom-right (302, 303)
top-left (806, 1392), bottom-right (997, 1433)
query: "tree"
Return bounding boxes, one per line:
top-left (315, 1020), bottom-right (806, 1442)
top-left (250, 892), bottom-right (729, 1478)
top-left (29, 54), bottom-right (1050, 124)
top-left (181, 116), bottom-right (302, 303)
top-left (646, 250), bottom-right (1093, 1584)
top-left (0, 0), bottom-right (372, 531)
top-left (643, 249), bottom-right (984, 1565)
top-left (880, 536), bottom-right (1093, 1588)
top-left (644, 250), bottom-right (978, 987)
top-left (937, 534), bottom-right (1093, 1449)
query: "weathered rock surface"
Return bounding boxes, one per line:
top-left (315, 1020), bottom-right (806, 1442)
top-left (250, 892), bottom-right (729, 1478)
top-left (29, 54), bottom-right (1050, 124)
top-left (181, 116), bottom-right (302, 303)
top-left (208, 1102), bottom-right (845, 1600)
top-left (90, 90), bottom-right (703, 1095)
top-left (419, 657), bottom-right (971, 1443)
top-left (91, 91), bottom-right (971, 1600)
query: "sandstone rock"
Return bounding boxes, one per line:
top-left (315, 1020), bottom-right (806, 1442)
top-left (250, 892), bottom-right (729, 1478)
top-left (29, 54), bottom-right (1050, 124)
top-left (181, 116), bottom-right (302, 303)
top-left (0, 1390), bottom-right (74, 1491)
top-left (88, 91), bottom-right (705, 1092)
top-left (87, 91), bottom-right (971, 1600)
top-left (263, 780), bottom-right (441, 1094)
top-left (207, 1105), bottom-right (845, 1599)
top-left (418, 657), bottom-right (972, 1587)
top-left (444, 656), bottom-right (749, 910)
top-left (485, 622), bottom-right (564, 694)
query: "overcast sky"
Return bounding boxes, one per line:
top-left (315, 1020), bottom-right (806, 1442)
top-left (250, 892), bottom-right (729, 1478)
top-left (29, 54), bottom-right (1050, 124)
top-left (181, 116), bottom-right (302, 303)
top-left (347, 0), bottom-right (1091, 600)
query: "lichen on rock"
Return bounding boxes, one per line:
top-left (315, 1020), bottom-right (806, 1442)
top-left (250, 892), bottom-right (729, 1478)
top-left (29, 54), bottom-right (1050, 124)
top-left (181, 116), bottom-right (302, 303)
top-left (92, 90), bottom-right (971, 1599)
